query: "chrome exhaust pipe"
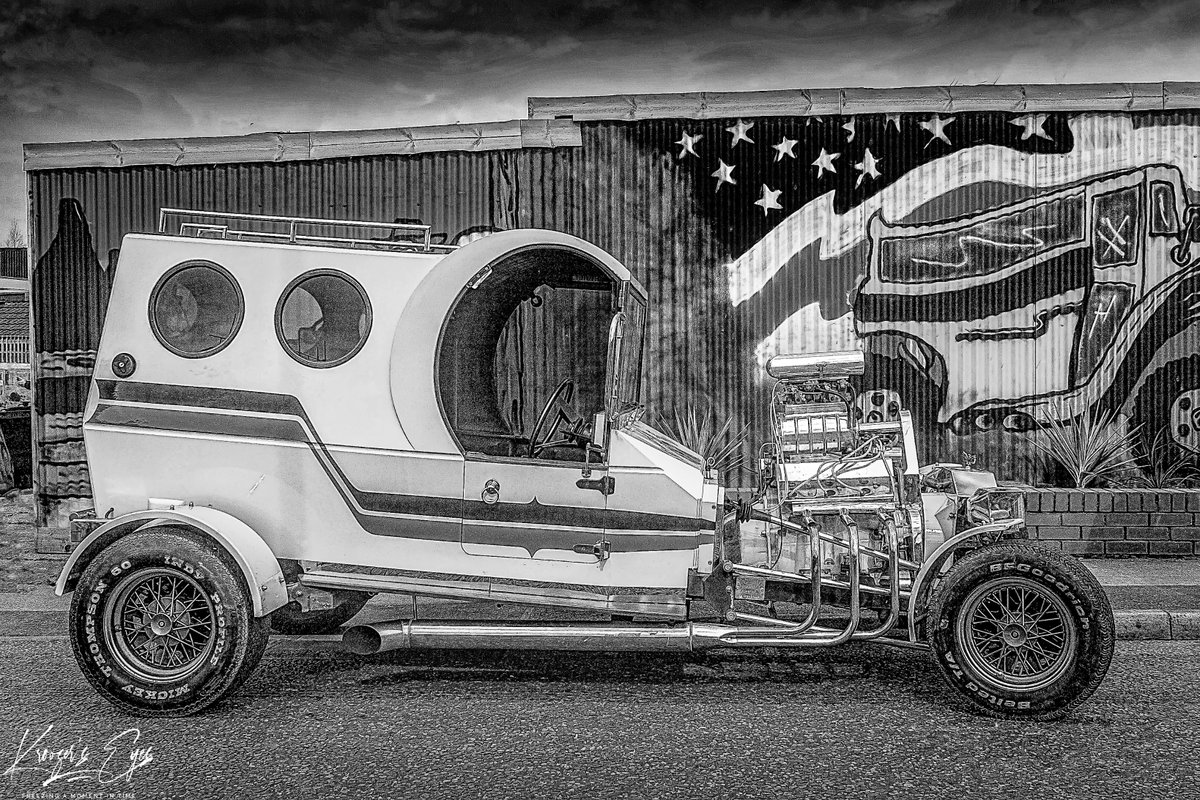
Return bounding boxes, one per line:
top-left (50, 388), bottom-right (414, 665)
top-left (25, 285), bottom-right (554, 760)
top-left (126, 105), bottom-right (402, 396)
top-left (343, 621), bottom-right (735, 656)
top-left (343, 619), bottom-right (918, 655)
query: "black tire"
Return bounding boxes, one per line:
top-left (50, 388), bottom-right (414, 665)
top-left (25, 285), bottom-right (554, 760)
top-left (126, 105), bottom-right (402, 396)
top-left (68, 527), bottom-right (269, 717)
top-left (928, 541), bottom-right (1114, 721)
top-left (1131, 354), bottom-right (1200, 468)
top-left (268, 593), bottom-right (370, 635)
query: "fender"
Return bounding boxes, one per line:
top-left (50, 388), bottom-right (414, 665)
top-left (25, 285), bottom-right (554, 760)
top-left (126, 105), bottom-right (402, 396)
top-left (906, 518), bottom-right (1025, 643)
top-left (55, 507), bottom-right (288, 617)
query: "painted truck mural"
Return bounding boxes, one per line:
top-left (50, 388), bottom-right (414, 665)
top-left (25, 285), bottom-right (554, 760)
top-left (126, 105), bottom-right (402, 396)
top-left (707, 112), bottom-right (1200, 478)
top-left (25, 92), bottom-right (1200, 531)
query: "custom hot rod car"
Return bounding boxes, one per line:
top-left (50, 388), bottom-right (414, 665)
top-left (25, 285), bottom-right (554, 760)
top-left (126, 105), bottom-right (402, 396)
top-left (56, 210), bottom-right (1113, 719)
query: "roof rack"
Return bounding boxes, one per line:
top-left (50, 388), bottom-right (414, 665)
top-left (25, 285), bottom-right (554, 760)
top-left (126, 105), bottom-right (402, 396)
top-left (157, 208), bottom-right (458, 254)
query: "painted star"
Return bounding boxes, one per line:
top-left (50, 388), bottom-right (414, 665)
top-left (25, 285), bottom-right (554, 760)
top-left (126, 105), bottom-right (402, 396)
top-left (855, 148), bottom-right (881, 187)
top-left (812, 148), bottom-right (840, 178)
top-left (842, 118), bottom-right (856, 142)
top-left (712, 160), bottom-right (736, 191)
top-left (675, 131), bottom-right (702, 158)
top-left (754, 184), bottom-right (783, 215)
top-left (885, 113), bottom-right (903, 132)
top-left (805, 115), bottom-right (824, 127)
top-left (772, 136), bottom-right (798, 161)
top-left (1010, 113), bottom-right (1053, 141)
top-left (727, 119), bottom-right (755, 147)
top-left (919, 115), bottom-right (955, 147)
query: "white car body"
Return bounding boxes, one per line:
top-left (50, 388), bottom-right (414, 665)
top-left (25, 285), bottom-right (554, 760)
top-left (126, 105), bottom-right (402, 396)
top-left (81, 227), bottom-right (718, 616)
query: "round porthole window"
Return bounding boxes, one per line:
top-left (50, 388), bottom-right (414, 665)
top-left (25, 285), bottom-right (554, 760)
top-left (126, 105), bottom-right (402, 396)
top-left (275, 270), bottom-right (372, 368)
top-left (149, 261), bottom-right (244, 358)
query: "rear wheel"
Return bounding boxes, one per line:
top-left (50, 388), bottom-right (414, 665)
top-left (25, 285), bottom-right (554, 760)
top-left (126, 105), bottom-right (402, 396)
top-left (68, 527), bottom-right (269, 716)
top-left (928, 541), bottom-right (1114, 720)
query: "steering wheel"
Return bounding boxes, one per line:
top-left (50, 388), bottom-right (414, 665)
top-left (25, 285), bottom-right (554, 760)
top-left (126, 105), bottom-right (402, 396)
top-left (528, 378), bottom-right (585, 457)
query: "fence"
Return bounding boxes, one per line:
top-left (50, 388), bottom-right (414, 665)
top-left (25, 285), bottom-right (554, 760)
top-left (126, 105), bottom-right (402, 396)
top-left (0, 336), bottom-right (29, 367)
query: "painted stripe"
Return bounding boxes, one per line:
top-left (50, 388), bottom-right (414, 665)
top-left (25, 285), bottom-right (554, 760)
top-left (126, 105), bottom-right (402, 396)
top-left (90, 382), bottom-right (715, 555)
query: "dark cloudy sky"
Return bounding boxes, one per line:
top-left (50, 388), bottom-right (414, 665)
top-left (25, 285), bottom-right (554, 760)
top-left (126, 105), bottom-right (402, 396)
top-left (3, 0), bottom-right (1199, 241)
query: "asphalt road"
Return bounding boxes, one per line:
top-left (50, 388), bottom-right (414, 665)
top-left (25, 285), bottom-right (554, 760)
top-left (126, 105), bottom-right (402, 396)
top-left (0, 638), bottom-right (1197, 800)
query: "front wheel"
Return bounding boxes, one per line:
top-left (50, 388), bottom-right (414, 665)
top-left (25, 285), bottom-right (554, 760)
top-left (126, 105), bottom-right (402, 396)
top-left (68, 527), bottom-right (269, 716)
top-left (928, 542), bottom-right (1114, 720)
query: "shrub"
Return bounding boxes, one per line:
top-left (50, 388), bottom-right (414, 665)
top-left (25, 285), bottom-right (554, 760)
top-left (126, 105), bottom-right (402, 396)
top-left (1032, 400), bottom-right (1140, 489)
top-left (655, 402), bottom-right (749, 478)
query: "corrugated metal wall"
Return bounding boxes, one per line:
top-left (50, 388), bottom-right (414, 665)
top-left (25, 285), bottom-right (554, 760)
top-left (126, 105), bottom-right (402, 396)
top-left (27, 109), bottom-right (1200, 528)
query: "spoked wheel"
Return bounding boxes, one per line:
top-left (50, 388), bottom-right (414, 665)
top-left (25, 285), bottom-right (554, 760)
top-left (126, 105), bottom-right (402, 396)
top-left (929, 542), bottom-right (1114, 720)
top-left (955, 578), bottom-right (1077, 693)
top-left (69, 527), bottom-right (269, 716)
top-left (108, 568), bottom-right (219, 682)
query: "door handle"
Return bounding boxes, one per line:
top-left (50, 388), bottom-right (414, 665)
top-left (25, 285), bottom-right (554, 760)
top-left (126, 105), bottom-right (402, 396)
top-left (576, 476), bottom-right (615, 495)
top-left (481, 479), bottom-right (501, 505)
top-left (572, 540), bottom-right (611, 561)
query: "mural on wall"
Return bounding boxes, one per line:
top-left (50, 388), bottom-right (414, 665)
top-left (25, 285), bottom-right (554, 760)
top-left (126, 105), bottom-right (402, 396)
top-left (27, 108), bottom-right (1200, 530)
top-left (664, 112), bottom-right (1200, 478)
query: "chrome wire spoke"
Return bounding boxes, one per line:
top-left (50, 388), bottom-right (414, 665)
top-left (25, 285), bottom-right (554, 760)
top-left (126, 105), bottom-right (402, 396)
top-left (178, 595), bottom-right (210, 615)
top-left (1024, 641), bottom-right (1053, 669)
top-left (975, 601), bottom-right (1006, 625)
top-left (162, 639), bottom-right (183, 667)
top-left (170, 619), bottom-right (211, 633)
top-left (165, 630), bottom-right (200, 657)
top-left (128, 592), bottom-right (154, 615)
top-left (1015, 587), bottom-right (1029, 617)
top-left (1026, 630), bottom-right (1065, 645)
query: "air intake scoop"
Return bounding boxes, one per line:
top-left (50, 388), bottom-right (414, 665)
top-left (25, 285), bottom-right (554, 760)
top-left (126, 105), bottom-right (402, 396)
top-left (766, 350), bottom-right (865, 381)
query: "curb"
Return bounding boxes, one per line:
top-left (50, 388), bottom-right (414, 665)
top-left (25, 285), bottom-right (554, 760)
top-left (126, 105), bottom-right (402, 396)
top-left (2, 607), bottom-right (1199, 641)
top-left (1113, 609), bottom-right (1200, 640)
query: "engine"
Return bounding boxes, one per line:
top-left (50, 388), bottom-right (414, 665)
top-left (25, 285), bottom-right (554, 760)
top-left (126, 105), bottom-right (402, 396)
top-left (748, 350), bottom-right (925, 589)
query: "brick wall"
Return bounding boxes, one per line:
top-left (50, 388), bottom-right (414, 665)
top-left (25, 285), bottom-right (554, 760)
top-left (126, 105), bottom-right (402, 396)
top-left (1022, 488), bottom-right (1200, 557)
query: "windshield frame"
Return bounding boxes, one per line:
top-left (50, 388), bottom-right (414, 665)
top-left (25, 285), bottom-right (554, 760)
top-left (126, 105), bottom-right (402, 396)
top-left (606, 280), bottom-right (647, 427)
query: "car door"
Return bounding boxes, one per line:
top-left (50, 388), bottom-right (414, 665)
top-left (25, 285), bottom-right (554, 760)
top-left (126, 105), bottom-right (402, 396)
top-left (459, 313), bottom-right (620, 565)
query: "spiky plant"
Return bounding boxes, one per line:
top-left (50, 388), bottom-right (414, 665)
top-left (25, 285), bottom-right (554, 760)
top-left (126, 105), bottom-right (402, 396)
top-left (656, 402), bottom-right (750, 477)
top-left (1033, 400), bottom-right (1141, 488)
top-left (1127, 427), bottom-right (1200, 489)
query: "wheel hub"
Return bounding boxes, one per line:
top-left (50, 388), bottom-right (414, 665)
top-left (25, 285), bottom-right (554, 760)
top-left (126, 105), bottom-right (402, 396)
top-left (1003, 623), bottom-right (1028, 647)
top-left (150, 614), bottom-right (173, 636)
